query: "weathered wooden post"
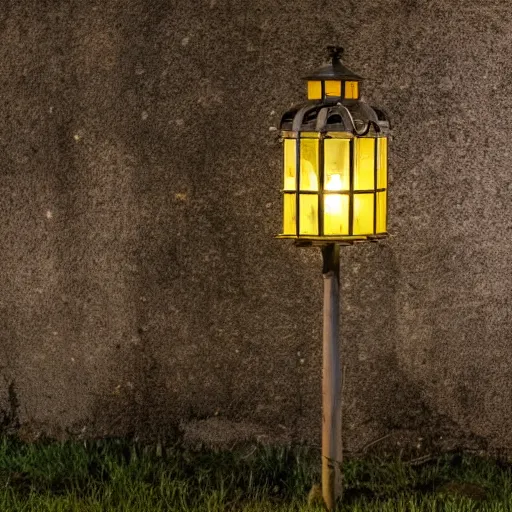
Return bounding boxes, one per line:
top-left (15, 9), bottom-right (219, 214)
top-left (321, 243), bottom-right (342, 507)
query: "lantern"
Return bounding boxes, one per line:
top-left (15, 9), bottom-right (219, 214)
top-left (277, 46), bottom-right (390, 244)
top-left (276, 47), bottom-right (392, 511)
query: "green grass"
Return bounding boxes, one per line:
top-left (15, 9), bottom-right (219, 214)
top-left (0, 436), bottom-right (511, 511)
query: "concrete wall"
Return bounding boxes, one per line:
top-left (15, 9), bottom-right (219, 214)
top-left (0, 0), bottom-right (511, 453)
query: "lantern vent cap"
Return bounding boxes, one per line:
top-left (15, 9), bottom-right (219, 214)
top-left (303, 46), bottom-right (364, 81)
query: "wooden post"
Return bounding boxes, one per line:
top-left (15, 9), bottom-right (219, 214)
top-left (321, 243), bottom-right (342, 510)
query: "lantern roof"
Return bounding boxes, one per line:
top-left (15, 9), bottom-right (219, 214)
top-left (303, 46), bottom-right (363, 81)
top-left (279, 100), bottom-right (390, 136)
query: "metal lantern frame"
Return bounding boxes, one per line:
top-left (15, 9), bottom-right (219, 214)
top-left (277, 46), bottom-right (391, 246)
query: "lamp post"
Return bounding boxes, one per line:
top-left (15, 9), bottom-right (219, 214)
top-left (277, 46), bottom-right (390, 510)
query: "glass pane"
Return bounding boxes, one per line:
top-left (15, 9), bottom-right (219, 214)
top-left (299, 194), bottom-right (318, 235)
top-left (377, 137), bottom-right (388, 189)
top-left (345, 81), bottom-right (359, 99)
top-left (325, 80), bottom-right (341, 97)
top-left (324, 194), bottom-right (349, 235)
top-left (300, 139), bottom-right (319, 191)
top-left (307, 81), bottom-right (322, 100)
top-left (324, 139), bottom-right (350, 191)
top-left (283, 139), bottom-right (296, 191)
top-left (376, 191), bottom-right (387, 233)
top-left (353, 193), bottom-right (374, 235)
top-left (327, 132), bottom-right (354, 139)
top-left (354, 138), bottom-right (375, 190)
top-left (283, 193), bottom-right (296, 235)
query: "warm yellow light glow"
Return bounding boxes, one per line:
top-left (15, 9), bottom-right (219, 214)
top-left (300, 139), bottom-right (319, 191)
top-left (299, 194), bottom-right (318, 234)
top-left (353, 193), bottom-right (374, 235)
top-left (325, 80), bottom-right (341, 97)
top-left (283, 139), bottom-right (296, 190)
top-left (345, 81), bottom-right (359, 99)
top-left (280, 123), bottom-right (388, 239)
top-left (283, 193), bottom-right (296, 235)
top-left (354, 138), bottom-right (375, 190)
top-left (376, 191), bottom-right (386, 233)
top-left (377, 137), bottom-right (387, 189)
top-left (324, 194), bottom-right (349, 235)
top-left (326, 174), bottom-right (342, 190)
top-left (307, 81), bottom-right (322, 100)
top-left (325, 194), bottom-right (342, 214)
top-left (324, 138), bottom-right (350, 191)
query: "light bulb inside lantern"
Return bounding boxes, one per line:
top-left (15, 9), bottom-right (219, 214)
top-left (325, 173), bottom-right (343, 191)
top-left (325, 194), bottom-right (342, 216)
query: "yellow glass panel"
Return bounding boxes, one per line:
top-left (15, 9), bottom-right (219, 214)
top-left (324, 139), bottom-right (350, 191)
top-left (377, 137), bottom-right (388, 189)
top-left (325, 80), bottom-right (341, 97)
top-left (283, 193), bottom-right (296, 235)
top-left (327, 132), bottom-right (354, 139)
top-left (299, 194), bottom-right (318, 235)
top-left (376, 191), bottom-right (387, 233)
top-left (353, 193), bottom-right (374, 235)
top-left (307, 81), bottom-right (322, 100)
top-left (324, 194), bottom-right (349, 235)
top-left (354, 138), bottom-right (375, 190)
top-left (345, 81), bottom-right (359, 99)
top-left (300, 139), bottom-right (319, 191)
top-left (283, 139), bottom-right (296, 191)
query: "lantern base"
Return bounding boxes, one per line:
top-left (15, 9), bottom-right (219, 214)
top-left (275, 234), bottom-right (388, 247)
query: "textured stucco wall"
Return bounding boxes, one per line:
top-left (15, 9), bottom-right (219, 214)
top-left (0, 0), bottom-right (511, 453)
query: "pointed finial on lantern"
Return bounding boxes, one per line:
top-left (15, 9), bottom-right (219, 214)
top-left (327, 45), bottom-right (344, 65)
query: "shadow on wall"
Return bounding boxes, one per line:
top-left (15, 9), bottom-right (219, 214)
top-left (344, 243), bottom-right (488, 456)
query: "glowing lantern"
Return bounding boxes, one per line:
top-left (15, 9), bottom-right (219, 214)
top-left (278, 46), bottom-right (390, 244)
top-left (276, 47), bottom-right (392, 511)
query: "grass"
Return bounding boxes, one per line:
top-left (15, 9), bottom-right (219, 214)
top-left (0, 437), bottom-right (511, 510)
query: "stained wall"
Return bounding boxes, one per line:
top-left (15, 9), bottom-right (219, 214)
top-left (0, 0), bottom-right (511, 453)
